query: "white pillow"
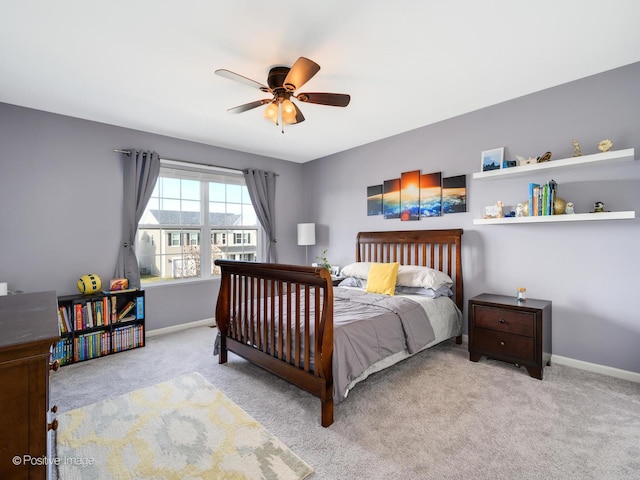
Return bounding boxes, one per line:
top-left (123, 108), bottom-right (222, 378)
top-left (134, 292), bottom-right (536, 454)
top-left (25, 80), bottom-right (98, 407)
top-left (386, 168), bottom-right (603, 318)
top-left (341, 262), bottom-right (453, 291)
top-left (337, 277), bottom-right (366, 288)
top-left (395, 285), bottom-right (453, 298)
top-left (340, 262), bottom-right (372, 279)
top-left (396, 265), bottom-right (453, 290)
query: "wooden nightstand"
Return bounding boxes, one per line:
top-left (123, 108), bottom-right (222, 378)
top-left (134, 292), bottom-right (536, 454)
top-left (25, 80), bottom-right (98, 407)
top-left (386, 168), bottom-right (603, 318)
top-left (468, 293), bottom-right (552, 379)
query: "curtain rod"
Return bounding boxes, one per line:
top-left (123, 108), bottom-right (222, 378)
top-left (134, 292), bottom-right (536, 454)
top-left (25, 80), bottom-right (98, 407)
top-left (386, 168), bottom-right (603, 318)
top-left (113, 149), bottom-right (244, 174)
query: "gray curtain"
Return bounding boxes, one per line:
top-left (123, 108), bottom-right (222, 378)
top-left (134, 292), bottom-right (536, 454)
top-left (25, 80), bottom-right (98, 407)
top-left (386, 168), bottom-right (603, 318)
top-left (243, 169), bottom-right (278, 263)
top-left (114, 150), bottom-right (161, 288)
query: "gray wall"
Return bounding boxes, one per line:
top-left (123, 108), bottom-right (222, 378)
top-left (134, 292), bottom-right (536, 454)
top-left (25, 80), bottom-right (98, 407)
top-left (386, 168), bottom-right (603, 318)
top-left (302, 62), bottom-right (640, 375)
top-left (0, 103), bottom-right (305, 330)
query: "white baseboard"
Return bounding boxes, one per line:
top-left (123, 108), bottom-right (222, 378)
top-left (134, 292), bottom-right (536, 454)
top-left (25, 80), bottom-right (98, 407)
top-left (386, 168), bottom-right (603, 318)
top-left (461, 334), bottom-right (639, 383)
top-left (146, 318), bottom-right (215, 338)
top-left (550, 354), bottom-right (640, 384)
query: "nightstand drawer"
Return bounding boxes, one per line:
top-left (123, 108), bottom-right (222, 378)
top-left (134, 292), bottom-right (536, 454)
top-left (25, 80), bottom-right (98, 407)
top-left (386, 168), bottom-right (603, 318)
top-left (473, 328), bottom-right (535, 362)
top-left (474, 305), bottom-right (534, 337)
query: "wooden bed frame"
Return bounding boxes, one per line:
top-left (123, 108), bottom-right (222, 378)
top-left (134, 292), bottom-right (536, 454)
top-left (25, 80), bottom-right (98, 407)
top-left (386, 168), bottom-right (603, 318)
top-left (214, 229), bottom-right (463, 427)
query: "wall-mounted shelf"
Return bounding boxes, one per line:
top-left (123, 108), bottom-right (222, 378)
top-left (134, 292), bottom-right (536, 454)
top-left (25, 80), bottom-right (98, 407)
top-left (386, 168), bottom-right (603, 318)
top-left (474, 211), bottom-right (635, 225)
top-left (472, 148), bottom-right (636, 181)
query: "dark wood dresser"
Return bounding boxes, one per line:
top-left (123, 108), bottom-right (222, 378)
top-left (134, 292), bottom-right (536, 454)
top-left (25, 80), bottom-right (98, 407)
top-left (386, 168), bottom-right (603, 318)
top-left (0, 291), bottom-right (60, 479)
top-left (468, 293), bottom-right (552, 379)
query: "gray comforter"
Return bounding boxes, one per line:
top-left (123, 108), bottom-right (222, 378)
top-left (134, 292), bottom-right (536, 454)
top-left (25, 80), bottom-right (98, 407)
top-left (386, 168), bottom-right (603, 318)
top-left (331, 288), bottom-right (435, 402)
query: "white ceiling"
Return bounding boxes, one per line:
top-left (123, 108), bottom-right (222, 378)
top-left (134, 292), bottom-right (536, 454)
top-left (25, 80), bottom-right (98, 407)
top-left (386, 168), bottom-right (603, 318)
top-left (2, 1), bottom-right (639, 163)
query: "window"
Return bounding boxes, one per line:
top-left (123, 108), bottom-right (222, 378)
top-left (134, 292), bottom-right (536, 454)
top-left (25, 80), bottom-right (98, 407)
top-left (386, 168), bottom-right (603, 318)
top-left (168, 232), bottom-right (180, 246)
top-left (137, 162), bottom-right (259, 284)
top-left (212, 232), bottom-right (226, 245)
top-left (234, 232), bottom-right (251, 244)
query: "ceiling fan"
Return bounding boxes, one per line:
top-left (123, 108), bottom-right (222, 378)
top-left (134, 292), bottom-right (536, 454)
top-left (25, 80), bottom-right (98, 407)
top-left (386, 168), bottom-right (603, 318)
top-left (215, 57), bottom-right (350, 133)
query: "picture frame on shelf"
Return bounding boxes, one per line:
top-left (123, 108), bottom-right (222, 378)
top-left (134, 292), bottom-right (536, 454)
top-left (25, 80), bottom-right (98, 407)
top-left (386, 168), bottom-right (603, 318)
top-left (481, 147), bottom-right (504, 172)
top-left (482, 204), bottom-right (503, 219)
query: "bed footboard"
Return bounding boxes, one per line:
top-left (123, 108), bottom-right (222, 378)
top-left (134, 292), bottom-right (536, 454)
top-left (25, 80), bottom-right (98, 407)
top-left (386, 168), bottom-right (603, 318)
top-left (214, 260), bottom-right (335, 427)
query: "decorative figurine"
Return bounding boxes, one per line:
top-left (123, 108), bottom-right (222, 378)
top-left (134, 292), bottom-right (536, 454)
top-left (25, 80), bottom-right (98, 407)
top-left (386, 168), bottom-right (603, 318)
top-left (496, 200), bottom-right (504, 218)
top-left (516, 203), bottom-right (525, 217)
top-left (572, 140), bottom-right (582, 157)
top-left (565, 202), bottom-right (575, 214)
top-left (537, 151), bottom-right (552, 162)
top-left (516, 155), bottom-right (537, 165)
top-left (593, 201), bottom-right (605, 213)
top-left (598, 139), bottom-right (613, 152)
top-left (553, 197), bottom-right (567, 215)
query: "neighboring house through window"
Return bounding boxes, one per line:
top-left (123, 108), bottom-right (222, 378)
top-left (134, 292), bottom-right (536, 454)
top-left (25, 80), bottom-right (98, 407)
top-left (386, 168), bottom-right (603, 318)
top-left (137, 161), bottom-right (259, 284)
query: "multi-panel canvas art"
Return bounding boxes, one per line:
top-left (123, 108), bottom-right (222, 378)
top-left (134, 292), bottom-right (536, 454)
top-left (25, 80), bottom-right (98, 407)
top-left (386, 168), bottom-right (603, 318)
top-left (368, 170), bottom-right (465, 220)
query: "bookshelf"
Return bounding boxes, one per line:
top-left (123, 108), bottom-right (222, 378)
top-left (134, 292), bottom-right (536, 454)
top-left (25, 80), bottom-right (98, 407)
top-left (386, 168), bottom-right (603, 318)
top-left (472, 148), bottom-right (637, 224)
top-left (52, 289), bottom-right (145, 365)
top-left (472, 148), bottom-right (635, 181)
top-left (474, 211), bottom-right (635, 225)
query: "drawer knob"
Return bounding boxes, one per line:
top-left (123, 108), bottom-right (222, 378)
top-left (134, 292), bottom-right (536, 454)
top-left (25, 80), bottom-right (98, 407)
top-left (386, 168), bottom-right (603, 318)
top-left (48, 419), bottom-right (58, 431)
top-left (500, 341), bottom-right (505, 346)
top-left (50, 360), bottom-right (60, 371)
top-left (51, 405), bottom-right (58, 414)
top-left (498, 319), bottom-right (506, 324)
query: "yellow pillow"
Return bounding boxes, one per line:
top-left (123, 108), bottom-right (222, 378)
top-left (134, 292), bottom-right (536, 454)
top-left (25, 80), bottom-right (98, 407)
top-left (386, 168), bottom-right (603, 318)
top-left (365, 262), bottom-right (400, 295)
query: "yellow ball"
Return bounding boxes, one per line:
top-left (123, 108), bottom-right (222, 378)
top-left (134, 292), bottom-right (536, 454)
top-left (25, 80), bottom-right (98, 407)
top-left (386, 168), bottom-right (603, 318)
top-left (77, 274), bottom-right (102, 294)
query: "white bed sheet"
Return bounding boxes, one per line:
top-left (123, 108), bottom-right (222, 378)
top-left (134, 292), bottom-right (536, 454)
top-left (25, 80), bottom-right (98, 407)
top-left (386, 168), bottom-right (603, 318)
top-left (341, 289), bottom-right (462, 398)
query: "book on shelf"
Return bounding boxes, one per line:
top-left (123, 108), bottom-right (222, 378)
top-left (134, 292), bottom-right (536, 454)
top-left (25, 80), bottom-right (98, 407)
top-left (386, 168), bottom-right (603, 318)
top-left (135, 295), bottom-right (144, 320)
top-left (101, 287), bottom-right (139, 295)
top-left (57, 308), bottom-right (67, 334)
top-left (528, 180), bottom-right (558, 216)
top-left (85, 302), bottom-right (94, 328)
top-left (58, 305), bottom-right (71, 333)
top-left (528, 183), bottom-right (539, 217)
top-left (117, 300), bottom-right (136, 321)
top-left (74, 303), bottom-right (83, 330)
top-left (111, 296), bottom-right (117, 323)
top-left (109, 278), bottom-right (129, 291)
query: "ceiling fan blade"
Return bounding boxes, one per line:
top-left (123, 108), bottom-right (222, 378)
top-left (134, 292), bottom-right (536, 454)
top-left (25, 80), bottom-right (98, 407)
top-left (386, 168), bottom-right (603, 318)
top-left (283, 57), bottom-right (320, 92)
top-left (227, 99), bottom-right (272, 113)
top-left (296, 92), bottom-right (351, 107)
top-left (215, 69), bottom-right (270, 93)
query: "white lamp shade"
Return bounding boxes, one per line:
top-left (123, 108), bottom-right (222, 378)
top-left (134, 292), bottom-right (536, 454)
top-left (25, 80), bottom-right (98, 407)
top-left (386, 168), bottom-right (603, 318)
top-left (297, 223), bottom-right (316, 246)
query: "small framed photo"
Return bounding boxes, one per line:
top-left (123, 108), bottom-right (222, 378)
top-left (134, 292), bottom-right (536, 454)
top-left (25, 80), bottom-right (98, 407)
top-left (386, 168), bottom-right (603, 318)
top-left (481, 147), bottom-right (505, 172)
top-left (482, 205), bottom-right (502, 218)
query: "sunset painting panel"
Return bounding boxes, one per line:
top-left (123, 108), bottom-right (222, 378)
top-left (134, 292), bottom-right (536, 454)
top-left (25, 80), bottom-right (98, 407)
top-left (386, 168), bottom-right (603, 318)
top-left (367, 184), bottom-right (383, 216)
top-left (400, 170), bottom-right (420, 221)
top-left (420, 172), bottom-right (442, 217)
top-left (443, 175), bottom-right (467, 213)
top-left (383, 178), bottom-right (400, 219)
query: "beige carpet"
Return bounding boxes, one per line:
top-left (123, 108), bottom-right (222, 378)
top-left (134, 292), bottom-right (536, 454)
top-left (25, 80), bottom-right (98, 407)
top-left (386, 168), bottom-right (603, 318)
top-left (52, 326), bottom-right (640, 479)
top-left (56, 372), bottom-right (313, 480)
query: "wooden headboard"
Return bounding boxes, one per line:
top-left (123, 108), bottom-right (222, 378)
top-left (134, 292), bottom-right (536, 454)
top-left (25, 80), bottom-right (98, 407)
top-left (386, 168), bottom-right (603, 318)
top-left (356, 229), bottom-right (464, 311)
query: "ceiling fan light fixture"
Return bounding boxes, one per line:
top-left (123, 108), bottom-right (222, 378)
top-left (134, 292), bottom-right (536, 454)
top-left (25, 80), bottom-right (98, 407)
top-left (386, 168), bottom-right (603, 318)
top-left (281, 98), bottom-right (297, 125)
top-left (263, 102), bottom-right (279, 124)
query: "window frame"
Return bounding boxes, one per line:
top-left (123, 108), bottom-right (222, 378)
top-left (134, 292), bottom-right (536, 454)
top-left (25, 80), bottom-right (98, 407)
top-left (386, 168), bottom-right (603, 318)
top-left (136, 160), bottom-right (260, 285)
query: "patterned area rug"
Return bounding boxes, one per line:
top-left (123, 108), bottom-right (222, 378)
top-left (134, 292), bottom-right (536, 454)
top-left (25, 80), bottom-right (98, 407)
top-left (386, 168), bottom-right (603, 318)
top-left (56, 372), bottom-right (313, 480)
